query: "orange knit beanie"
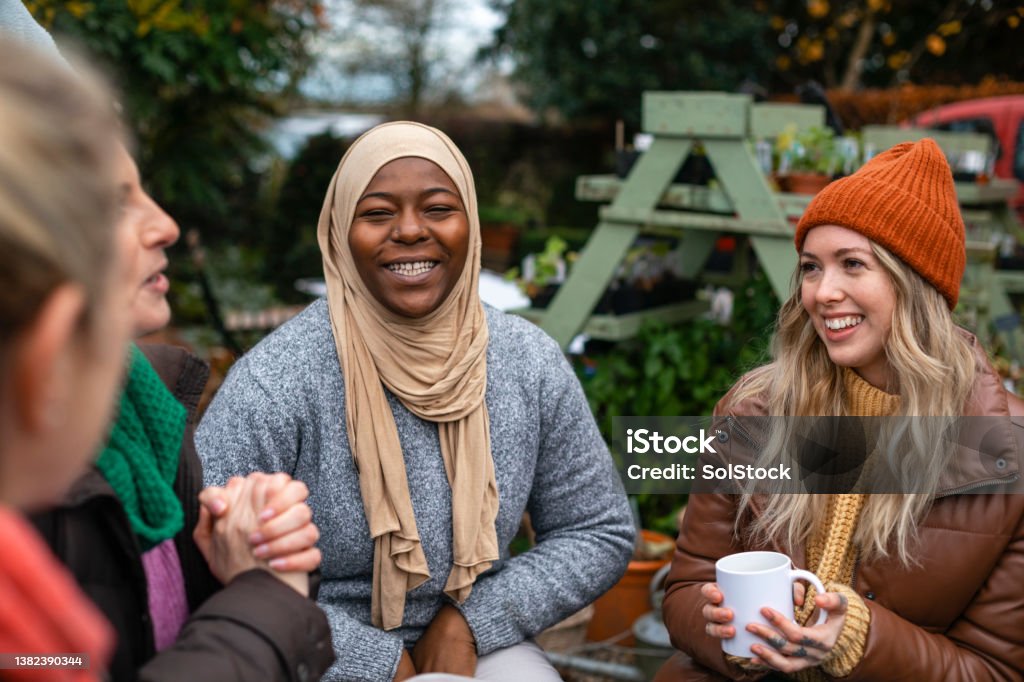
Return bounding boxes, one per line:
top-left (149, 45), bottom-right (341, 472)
top-left (794, 138), bottom-right (965, 309)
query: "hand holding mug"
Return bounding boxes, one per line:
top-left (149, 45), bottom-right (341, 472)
top-left (700, 581), bottom-right (806, 641)
top-left (700, 582), bottom-right (735, 640)
top-left (714, 551), bottom-right (837, 668)
top-left (745, 590), bottom-right (849, 674)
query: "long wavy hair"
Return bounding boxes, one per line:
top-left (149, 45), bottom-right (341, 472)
top-left (732, 240), bottom-right (976, 565)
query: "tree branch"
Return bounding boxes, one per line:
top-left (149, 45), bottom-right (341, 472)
top-left (839, 9), bottom-right (876, 92)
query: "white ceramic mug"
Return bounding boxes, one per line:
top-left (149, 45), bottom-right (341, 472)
top-left (714, 551), bottom-right (827, 658)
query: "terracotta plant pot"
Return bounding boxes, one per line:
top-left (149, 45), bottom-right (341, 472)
top-left (585, 529), bottom-right (674, 645)
top-left (783, 172), bottom-right (832, 196)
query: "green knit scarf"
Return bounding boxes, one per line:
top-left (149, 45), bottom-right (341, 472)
top-left (97, 344), bottom-right (186, 551)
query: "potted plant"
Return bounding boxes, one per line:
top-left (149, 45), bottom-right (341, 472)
top-left (509, 236), bottom-right (698, 313)
top-left (609, 243), bottom-right (671, 314)
top-left (776, 125), bottom-right (844, 195)
top-left (505, 235), bottom-right (570, 308)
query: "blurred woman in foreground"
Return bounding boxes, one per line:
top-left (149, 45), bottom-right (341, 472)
top-left (0, 9), bottom-right (334, 678)
top-left (0, 37), bottom-right (132, 681)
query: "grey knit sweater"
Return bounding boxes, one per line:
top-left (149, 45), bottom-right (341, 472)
top-left (196, 299), bottom-right (635, 682)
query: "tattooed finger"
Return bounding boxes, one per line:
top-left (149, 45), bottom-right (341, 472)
top-left (799, 635), bottom-right (828, 650)
top-left (767, 635), bottom-right (788, 650)
top-left (792, 646), bottom-right (808, 658)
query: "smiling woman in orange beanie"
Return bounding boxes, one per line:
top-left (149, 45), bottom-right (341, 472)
top-left (657, 138), bottom-right (1024, 681)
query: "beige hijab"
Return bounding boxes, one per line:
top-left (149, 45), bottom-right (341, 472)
top-left (316, 122), bottom-right (499, 631)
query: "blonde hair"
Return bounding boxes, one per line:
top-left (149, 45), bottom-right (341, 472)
top-left (732, 241), bottom-right (976, 565)
top-left (0, 39), bottom-right (120, 352)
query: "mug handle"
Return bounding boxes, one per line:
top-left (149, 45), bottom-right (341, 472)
top-left (789, 569), bottom-right (828, 626)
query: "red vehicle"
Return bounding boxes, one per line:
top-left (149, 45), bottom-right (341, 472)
top-left (911, 95), bottom-right (1024, 217)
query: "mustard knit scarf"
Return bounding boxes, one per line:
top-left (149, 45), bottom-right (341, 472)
top-left (789, 369), bottom-right (894, 680)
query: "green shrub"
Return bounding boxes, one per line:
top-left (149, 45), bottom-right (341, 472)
top-left (576, 270), bottom-right (779, 533)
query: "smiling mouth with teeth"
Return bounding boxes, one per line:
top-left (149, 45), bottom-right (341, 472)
top-left (824, 315), bottom-right (864, 331)
top-left (386, 260), bottom-right (438, 277)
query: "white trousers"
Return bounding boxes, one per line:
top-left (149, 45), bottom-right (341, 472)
top-left (409, 640), bottom-right (562, 681)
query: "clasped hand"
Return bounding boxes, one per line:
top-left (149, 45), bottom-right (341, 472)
top-left (700, 581), bottom-right (849, 674)
top-left (393, 604), bottom-right (477, 681)
top-left (193, 472), bottom-right (321, 595)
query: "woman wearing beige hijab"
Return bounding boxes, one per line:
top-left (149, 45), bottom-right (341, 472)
top-left (197, 122), bottom-right (635, 681)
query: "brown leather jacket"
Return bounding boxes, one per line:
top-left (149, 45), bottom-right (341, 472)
top-left (660, 335), bottom-right (1024, 681)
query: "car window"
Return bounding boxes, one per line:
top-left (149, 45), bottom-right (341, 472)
top-left (933, 116), bottom-right (1001, 160)
top-left (1015, 119), bottom-right (1024, 182)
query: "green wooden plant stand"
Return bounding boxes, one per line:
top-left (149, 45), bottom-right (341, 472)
top-left (532, 91), bottom-right (824, 349)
